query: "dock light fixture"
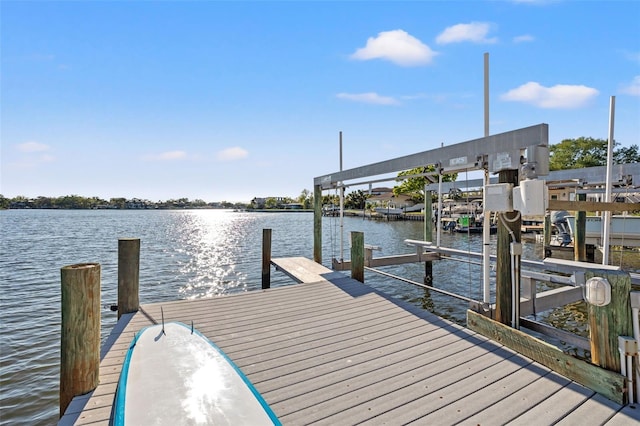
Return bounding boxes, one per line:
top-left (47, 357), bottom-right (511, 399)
top-left (584, 277), bottom-right (612, 307)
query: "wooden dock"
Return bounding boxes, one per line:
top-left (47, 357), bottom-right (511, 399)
top-left (59, 257), bottom-right (640, 425)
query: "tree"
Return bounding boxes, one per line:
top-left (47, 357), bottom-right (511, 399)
top-left (0, 195), bottom-right (9, 209)
top-left (549, 137), bottom-right (639, 171)
top-left (345, 190), bottom-right (368, 209)
top-left (265, 197), bottom-right (280, 209)
top-left (109, 197), bottom-right (127, 209)
top-left (614, 144), bottom-right (640, 164)
top-left (297, 189), bottom-right (312, 209)
top-left (393, 166), bottom-right (458, 203)
top-left (322, 194), bottom-right (339, 207)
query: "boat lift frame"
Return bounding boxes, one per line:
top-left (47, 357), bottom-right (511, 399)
top-left (313, 123), bottom-right (550, 309)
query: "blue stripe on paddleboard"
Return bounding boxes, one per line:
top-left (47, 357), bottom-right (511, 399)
top-left (174, 321), bottom-right (282, 426)
top-left (110, 326), bottom-right (145, 426)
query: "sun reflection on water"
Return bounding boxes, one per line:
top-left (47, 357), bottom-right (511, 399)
top-left (171, 210), bottom-right (260, 299)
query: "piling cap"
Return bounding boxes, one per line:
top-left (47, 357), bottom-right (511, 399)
top-left (62, 263), bottom-right (100, 270)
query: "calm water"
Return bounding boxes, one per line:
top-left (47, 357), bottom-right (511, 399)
top-left (0, 209), bottom-right (585, 425)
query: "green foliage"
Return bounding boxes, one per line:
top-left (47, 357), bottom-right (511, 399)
top-left (2, 195), bottom-right (248, 210)
top-left (265, 197), bottom-right (280, 209)
top-left (297, 189), bottom-right (313, 209)
top-left (614, 145), bottom-right (640, 164)
top-left (345, 190), bottom-right (368, 209)
top-left (549, 137), bottom-right (639, 171)
top-left (0, 195), bottom-right (10, 209)
top-left (549, 137), bottom-right (608, 170)
top-left (393, 166), bottom-right (458, 202)
top-left (322, 194), bottom-right (339, 207)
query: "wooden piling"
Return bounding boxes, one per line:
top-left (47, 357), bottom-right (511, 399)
top-left (118, 238), bottom-right (140, 319)
top-left (262, 228), bottom-right (272, 289)
top-left (424, 192), bottom-right (433, 285)
top-left (495, 170), bottom-right (521, 325)
top-left (351, 231), bottom-right (364, 283)
top-left (60, 263), bottom-right (100, 417)
top-left (587, 270), bottom-right (633, 374)
top-left (543, 214), bottom-right (551, 247)
top-left (574, 193), bottom-right (587, 262)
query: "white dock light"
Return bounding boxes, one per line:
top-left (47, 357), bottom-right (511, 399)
top-left (584, 277), bottom-right (612, 307)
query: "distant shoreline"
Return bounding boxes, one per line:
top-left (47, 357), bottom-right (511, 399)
top-left (247, 209), bottom-right (313, 213)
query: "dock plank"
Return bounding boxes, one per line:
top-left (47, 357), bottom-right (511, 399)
top-left (461, 371), bottom-right (572, 425)
top-left (271, 256), bottom-right (344, 283)
top-left (60, 257), bottom-right (635, 425)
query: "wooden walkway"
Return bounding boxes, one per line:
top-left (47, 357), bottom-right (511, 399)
top-left (59, 257), bottom-right (640, 425)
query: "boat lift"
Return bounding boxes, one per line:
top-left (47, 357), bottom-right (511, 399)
top-left (313, 123), bottom-right (550, 316)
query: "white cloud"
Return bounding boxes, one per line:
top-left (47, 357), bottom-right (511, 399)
top-left (513, 34), bottom-right (535, 43)
top-left (143, 150), bottom-right (187, 161)
top-left (500, 82), bottom-right (599, 108)
top-left (336, 92), bottom-right (400, 105)
top-left (216, 147), bottom-right (248, 162)
top-left (621, 76), bottom-right (640, 96)
top-left (17, 141), bottom-right (50, 152)
top-left (350, 30), bottom-right (438, 66)
top-left (436, 22), bottom-right (498, 45)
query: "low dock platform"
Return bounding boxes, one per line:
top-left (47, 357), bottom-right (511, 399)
top-left (60, 257), bottom-right (639, 425)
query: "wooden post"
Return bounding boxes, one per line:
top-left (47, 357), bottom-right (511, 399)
top-left (543, 214), bottom-right (551, 247)
top-left (262, 228), bottom-right (272, 289)
top-left (314, 184), bottom-right (322, 264)
top-left (495, 170), bottom-right (521, 325)
top-left (60, 263), bottom-right (100, 417)
top-left (574, 193), bottom-right (587, 262)
top-left (424, 192), bottom-right (433, 285)
top-left (588, 270), bottom-right (633, 373)
top-left (351, 231), bottom-right (364, 283)
top-left (118, 238), bottom-right (140, 319)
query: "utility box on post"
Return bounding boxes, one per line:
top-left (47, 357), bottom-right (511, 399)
top-left (484, 183), bottom-right (513, 212)
top-left (513, 179), bottom-right (548, 216)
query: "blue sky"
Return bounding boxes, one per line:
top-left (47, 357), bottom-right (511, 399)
top-left (2, 0), bottom-right (639, 203)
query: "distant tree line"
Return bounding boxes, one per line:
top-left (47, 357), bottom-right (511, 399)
top-left (0, 195), bottom-right (247, 210)
top-left (549, 137), bottom-right (639, 170)
top-left (248, 189), bottom-right (316, 210)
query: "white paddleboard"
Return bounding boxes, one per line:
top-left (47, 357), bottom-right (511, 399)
top-left (111, 322), bottom-right (280, 425)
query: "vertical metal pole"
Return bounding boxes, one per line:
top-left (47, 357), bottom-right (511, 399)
top-left (437, 166), bottom-right (443, 247)
top-left (339, 131), bottom-right (345, 262)
top-left (482, 52), bottom-right (491, 305)
top-left (603, 96), bottom-right (615, 265)
top-left (484, 52), bottom-right (490, 137)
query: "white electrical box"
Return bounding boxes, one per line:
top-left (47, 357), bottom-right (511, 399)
top-left (484, 183), bottom-right (513, 212)
top-left (512, 179), bottom-right (548, 216)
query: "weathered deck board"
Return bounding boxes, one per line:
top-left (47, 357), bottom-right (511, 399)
top-left (59, 258), bottom-right (640, 425)
top-left (271, 256), bottom-right (344, 283)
